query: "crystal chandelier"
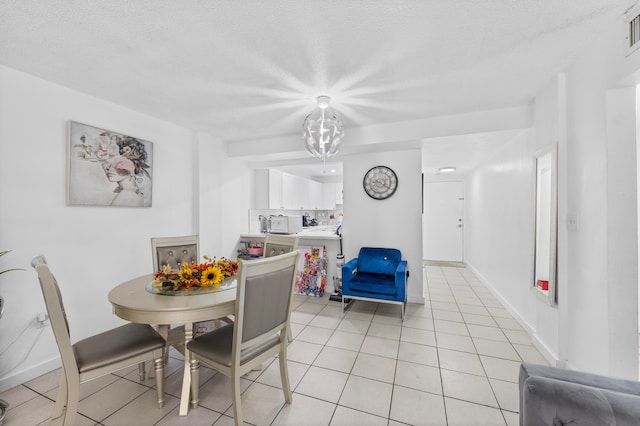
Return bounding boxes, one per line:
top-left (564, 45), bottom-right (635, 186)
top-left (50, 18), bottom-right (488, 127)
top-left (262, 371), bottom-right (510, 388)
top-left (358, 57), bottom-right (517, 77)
top-left (302, 96), bottom-right (345, 162)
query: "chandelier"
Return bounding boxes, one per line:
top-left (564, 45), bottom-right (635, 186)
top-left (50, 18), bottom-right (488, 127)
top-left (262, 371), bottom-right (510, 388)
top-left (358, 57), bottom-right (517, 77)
top-left (302, 95), bottom-right (345, 162)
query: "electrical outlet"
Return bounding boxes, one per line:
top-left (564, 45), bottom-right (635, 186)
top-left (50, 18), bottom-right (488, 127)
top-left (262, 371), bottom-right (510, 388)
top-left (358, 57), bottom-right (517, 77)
top-left (567, 214), bottom-right (578, 232)
top-left (36, 312), bottom-right (49, 328)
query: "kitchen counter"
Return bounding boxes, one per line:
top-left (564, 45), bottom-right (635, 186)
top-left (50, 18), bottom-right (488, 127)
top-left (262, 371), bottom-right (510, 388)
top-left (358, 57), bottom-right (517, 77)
top-left (238, 228), bottom-right (342, 294)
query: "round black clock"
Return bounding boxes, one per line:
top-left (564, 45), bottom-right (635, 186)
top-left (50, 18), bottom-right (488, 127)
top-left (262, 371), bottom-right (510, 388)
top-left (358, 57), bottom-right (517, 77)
top-left (363, 166), bottom-right (398, 200)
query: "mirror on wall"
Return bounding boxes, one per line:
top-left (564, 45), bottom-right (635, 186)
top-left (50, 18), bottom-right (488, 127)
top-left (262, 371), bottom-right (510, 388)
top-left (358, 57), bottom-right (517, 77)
top-left (533, 145), bottom-right (557, 306)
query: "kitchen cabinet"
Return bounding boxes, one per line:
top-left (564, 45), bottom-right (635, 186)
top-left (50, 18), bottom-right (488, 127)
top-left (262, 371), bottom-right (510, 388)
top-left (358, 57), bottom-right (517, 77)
top-left (256, 169), bottom-right (341, 210)
top-left (255, 169), bottom-right (284, 209)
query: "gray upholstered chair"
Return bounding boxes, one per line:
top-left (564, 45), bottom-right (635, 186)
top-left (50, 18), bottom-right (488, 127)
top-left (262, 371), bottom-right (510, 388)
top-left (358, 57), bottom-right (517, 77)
top-left (151, 235), bottom-right (199, 271)
top-left (187, 250), bottom-right (300, 425)
top-left (31, 256), bottom-right (165, 426)
top-left (263, 234), bottom-right (298, 258)
top-left (519, 362), bottom-right (640, 425)
top-left (151, 235), bottom-right (230, 349)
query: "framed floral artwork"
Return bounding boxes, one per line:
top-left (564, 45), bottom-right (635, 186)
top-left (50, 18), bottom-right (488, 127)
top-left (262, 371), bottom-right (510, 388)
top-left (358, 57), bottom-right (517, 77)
top-left (67, 121), bottom-right (153, 207)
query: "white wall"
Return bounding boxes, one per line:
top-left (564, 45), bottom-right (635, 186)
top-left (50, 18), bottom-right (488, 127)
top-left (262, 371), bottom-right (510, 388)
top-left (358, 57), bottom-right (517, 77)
top-left (464, 128), bottom-right (539, 333)
top-left (466, 18), bottom-right (640, 378)
top-left (0, 65), bottom-right (250, 391)
top-left (342, 150), bottom-right (424, 303)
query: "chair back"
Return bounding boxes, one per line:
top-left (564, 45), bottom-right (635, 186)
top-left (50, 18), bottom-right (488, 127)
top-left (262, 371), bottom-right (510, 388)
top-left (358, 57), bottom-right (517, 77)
top-left (151, 235), bottom-right (199, 271)
top-left (263, 234), bottom-right (298, 258)
top-left (31, 256), bottom-right (79, 380)
top-left (233, 251), bottom-right (299, 351)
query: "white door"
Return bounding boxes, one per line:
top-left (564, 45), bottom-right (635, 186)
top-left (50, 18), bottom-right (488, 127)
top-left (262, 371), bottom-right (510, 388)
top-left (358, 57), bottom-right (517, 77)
top-left (423, 181), bottom-right (464, 261)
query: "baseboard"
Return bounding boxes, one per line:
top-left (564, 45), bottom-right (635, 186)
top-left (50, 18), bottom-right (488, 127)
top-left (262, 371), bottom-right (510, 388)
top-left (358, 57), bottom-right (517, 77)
top-left (464, 261), bottom-right (559, 367)
top-left (0, 355), bottom-right (60, 393)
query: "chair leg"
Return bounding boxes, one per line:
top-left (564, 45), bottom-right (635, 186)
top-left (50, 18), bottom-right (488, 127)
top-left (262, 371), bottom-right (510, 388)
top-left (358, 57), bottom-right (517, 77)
top-left (154, 357), bottom-right (165, 408)
top-left (189, 358), bottom-right (200, 409)
top-left (279, 342), bottom-right (293, 403)
top-left (63, 378), bottom-right (80, 426)
top-left (232, 374), bottom-right (243, 426)
top-left (51, 371), bottom-right (67, 419)
top-left (138, 362), bottom-right (146, 381)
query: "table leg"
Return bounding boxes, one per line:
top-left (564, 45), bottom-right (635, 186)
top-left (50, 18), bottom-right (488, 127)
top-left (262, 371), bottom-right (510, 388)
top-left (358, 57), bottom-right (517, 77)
top-left (179, 322), bottom-right (193, 416)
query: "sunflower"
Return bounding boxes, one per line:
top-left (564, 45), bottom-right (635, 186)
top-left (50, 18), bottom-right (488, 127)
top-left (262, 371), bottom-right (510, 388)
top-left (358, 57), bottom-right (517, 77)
top-left (200, 265), bottom-right (223, 286)
top-left (179, 263), bottom-right (196, 286)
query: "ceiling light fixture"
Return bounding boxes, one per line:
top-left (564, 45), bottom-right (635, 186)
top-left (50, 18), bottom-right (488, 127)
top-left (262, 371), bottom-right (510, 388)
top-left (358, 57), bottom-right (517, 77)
top-left (439, 166), bottom-right (456, 173)
top-left (303, 95), bottom-right (345, 163)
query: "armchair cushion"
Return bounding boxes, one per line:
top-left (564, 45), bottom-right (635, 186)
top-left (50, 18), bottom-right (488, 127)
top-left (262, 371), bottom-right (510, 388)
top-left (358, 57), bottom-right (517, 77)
top-left (342, 247), bottom-right (407, 303)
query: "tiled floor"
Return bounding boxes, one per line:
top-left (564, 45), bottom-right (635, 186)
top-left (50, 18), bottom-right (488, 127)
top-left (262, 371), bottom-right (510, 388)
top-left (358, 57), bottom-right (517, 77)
top-left (0, 263), bottom-right (549, 425)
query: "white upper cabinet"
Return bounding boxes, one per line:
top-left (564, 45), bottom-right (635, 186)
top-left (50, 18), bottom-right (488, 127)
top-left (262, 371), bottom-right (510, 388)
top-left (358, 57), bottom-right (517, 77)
top-left (256, 169), bottom-right (342, 210)
top-left (255, 169), bottom-right (284, 209)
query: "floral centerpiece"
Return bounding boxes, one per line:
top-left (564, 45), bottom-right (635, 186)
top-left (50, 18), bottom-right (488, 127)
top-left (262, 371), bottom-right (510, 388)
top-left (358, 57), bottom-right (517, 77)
top-left (153, 256), bottom-right (239, 291)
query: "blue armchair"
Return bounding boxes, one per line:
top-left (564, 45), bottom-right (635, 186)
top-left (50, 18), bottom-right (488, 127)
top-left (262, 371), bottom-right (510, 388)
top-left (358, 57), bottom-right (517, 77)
top-left (341, 247), bottom-right (408, 319)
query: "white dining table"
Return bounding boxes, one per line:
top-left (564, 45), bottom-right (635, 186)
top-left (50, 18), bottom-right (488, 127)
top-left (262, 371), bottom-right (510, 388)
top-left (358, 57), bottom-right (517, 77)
top-left (108, 273), bottom-right (237, 416)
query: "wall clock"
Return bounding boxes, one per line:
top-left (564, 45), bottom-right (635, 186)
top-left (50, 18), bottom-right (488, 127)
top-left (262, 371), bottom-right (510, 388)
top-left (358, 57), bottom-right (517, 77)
top-left (363, 165), bottom-right (398, 200)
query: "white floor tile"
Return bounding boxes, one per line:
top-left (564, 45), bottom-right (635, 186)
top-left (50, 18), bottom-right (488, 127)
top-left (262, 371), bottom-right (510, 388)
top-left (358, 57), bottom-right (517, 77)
top-left (467, 324), bottom-right (508, 342)
top-left (371, 311), bottom-right (404, 325)
top-left (438, 348), bottom-right (485, 376)
top-left (397, 341), bottom-right (439, 367)
top-left (78, 378), bottom-right (150, 421)
top-left (489, 379), bottom-right (520, 412)
top-left (480, 356), bottom-right (522, 383)
top-left (286, 340), bottom-right (324, 364)
top-left (445, 397), bottom-right (506, 426)
top-left (343, 309), bottom-right (375, 321)
top-left (3, 395), bottom-right (56, 426)
top-left (495, 317), bottom-right (524, 331)
top-left (336, 318), bottom-right (371, 334)
top-left (401, 315), bottom-right (435, 330)
top-left (390, 385), bottom-right (447, 425)
top-left (502, 409), bottom-right (521, 426)
top-left (435, 319), bottom-right (470, 336)
top-left (360, 335), bottom-right (400, 358)
top-left (400, 327), bottom-right (437, 346)
top-left (295, 325), bottom-right (335, 345)
top-left (431, 301), bottom-right (460, 312)
top-left (458, 305), bottom-right (491, 316)
top-left (271, 393), bottom-right (335, 426)
top-left (326, 330), bottom-right (365, 352)
top-left (295, 366), bottom-right (348, 403)
top-left (394, 360), bottom-right (442, 394)
top-left (435, 332), bottom-right (476, 353)
top-left (156, 405), bottom-right (222, 426)
top-left (102, 389), bottom-right (179, 425)
top-left (290, 311), bottom-right (316, 326)
top-left (441, 369), bottom-right (498, 408)
top-left (226, 381), bottom-right (285, 425)
top-left (433, 309), bottom-right (465, 322)
top-left (329, 405), bottom-right (388, 426)
top-left (256, 359), bottom-right (310, 390)
top-left (503, 329), bottom-right (533, 345)
top-left (351, 353), bottom-right (397, 383)
top-left (338, 376), bottom-right (393, 418)
top-left (513, 344), bottom-right (548, 364)
top-left (312, 346), bottom-right (358, 373)
top-left (197, 374), bottom-right (251, 413)
top-left (367, 322), bottom-right (402, 340)
top-left (472, 338), bottom-right (521, 361)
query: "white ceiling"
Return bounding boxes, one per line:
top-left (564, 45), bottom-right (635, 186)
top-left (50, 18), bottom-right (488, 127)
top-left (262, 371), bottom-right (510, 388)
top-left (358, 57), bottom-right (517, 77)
top-left (0, 1), bottom-right (634, 178)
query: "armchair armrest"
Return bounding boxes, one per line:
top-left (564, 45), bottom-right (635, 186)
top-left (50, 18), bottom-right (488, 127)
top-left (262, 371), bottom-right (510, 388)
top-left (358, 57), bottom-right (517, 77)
top-left (395, 260), bottom-right (408, 302)
top-left (342, 258), bottom-right (358, 291)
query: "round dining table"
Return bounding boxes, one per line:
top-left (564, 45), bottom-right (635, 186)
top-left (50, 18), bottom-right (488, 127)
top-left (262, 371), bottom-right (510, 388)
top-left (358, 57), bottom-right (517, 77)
top-left (108, 273), bottom-right (238, 416)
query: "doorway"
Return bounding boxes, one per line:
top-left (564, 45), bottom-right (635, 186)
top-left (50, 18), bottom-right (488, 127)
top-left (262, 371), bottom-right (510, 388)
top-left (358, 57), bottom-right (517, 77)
top-left (423, 181), bottom-right (464, 262)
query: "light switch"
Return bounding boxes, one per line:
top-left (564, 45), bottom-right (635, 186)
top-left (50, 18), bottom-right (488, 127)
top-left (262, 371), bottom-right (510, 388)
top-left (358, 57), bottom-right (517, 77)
top-left (567, 214), bottom-right (578, 232)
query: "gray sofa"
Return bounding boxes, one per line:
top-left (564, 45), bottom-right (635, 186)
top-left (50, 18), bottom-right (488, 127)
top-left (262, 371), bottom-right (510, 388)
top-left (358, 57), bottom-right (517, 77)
top-left (519, 362), bottom-right (640, 425)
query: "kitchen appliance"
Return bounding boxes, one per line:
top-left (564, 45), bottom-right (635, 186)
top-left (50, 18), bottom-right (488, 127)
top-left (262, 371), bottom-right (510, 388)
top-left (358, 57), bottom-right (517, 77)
top-left (268, 215), bottom-right (302, 234)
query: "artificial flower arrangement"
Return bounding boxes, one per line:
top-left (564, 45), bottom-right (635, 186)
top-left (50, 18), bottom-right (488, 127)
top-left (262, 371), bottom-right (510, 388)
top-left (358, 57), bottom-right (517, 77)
top-left (153, 256), bottom-right (239, 291)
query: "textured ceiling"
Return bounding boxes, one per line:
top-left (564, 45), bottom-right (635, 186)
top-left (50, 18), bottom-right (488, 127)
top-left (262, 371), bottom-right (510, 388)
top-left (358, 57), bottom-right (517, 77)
top-left (0, 0), bottom-right (634, 176)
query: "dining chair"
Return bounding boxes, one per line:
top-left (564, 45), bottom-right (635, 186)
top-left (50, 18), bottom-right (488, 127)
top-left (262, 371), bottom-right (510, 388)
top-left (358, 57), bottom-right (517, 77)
top-left (31, 255), bottom-right (166, 426)
top-left (187, 250), bottom-right (300, 425)
top-left (263, 234), bottom-right (298, 258)
top-left (150, 236), bottom-right (231, 349)
top-left (263, 234), bottom-right (298, 342)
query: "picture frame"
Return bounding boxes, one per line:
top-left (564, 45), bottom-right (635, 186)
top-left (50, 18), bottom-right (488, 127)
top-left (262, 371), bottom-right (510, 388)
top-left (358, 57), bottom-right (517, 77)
top-left (67, 121), bottom-right (153, 207)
